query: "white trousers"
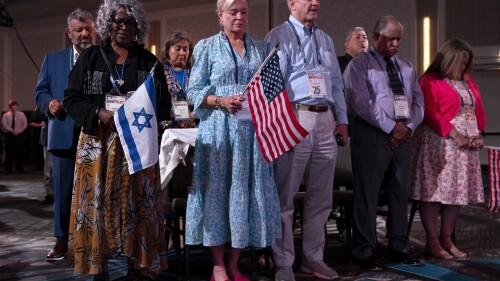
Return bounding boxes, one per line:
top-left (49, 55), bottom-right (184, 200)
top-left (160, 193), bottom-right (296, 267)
top-left (272, 109), bottom-right (338, 266)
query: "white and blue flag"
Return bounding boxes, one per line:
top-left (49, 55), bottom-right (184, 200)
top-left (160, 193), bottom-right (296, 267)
top-left (114, 68), bottom-right (158, 174)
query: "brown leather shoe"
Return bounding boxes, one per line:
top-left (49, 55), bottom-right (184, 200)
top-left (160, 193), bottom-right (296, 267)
top-left (46, 240), bottom-right (67, 261)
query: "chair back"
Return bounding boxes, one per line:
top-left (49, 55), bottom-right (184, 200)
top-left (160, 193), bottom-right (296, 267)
top-left (334, 142), bottom-right (353, 189)
top-left (170, 146), bottom-right (195, 199)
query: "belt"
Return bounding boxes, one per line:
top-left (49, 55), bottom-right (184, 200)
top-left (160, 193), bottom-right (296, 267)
top-left (293, 103), bottom-right (330, 113)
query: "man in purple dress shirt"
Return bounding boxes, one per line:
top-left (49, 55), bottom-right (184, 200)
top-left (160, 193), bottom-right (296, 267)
top-left (343, 15), bottom-right (424, 271)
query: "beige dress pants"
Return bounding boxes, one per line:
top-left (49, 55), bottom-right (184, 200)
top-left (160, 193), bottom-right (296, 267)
top-left (272, 109), bottom-right (338, 266)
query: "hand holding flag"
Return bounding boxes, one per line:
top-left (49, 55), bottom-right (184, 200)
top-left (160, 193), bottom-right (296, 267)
top-left (114, 66), bottom-right (159, 174)
top-left (246, 44), bottom-right (308, 162)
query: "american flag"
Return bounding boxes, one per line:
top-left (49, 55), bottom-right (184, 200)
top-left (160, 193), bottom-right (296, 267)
top-left (486, 146), bottom-right (500, 212)
top-left (246, 48), bottom-right (308, 162)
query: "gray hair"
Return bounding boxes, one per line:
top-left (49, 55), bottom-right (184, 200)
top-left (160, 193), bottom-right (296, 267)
top-left (96, 0), bottom-right (149, 43)
top-left (373, 15), bottom-right (403, 35)
top-left (344, 27), bottom-right (365, 42)
top-left (67, 8), bottom-right (93, 27)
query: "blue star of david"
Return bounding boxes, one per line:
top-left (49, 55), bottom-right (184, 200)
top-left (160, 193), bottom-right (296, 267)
top-left (132, 107), bottom-right (153, 133)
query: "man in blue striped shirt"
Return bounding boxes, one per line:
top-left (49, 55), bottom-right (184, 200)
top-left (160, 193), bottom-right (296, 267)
top-left (266, 0), bottom-right (348, 280)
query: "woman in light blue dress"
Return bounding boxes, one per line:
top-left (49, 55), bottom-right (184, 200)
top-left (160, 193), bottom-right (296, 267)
top-left (185, 0), bottom-right (281, 280)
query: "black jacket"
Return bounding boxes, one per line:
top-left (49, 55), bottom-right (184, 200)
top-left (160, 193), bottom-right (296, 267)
top-left (337, 53), bottom-right (353, 74)
top-left (64, 39), bottom-right (171, 134)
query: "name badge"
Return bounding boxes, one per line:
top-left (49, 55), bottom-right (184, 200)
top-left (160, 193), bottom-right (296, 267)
top-left (393, 91), bottom-right (410, 119)
top-left (465, 111), bottom-right (479, 137)
top-left (236, 92), bottom-right (252, 122)
top-left (105, 94), bottom-right (126, 113)
top-left (307, 69), bottom-right (327, 98)
top-left (173, 100), bottom-right (190, 120)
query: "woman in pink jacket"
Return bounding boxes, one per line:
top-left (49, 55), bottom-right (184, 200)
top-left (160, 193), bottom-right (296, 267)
top-left (410, 38), bottom-right (486, 259)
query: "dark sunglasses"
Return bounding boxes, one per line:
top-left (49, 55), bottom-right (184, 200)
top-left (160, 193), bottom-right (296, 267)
top-left (112, 18), bottom-right (137, 28)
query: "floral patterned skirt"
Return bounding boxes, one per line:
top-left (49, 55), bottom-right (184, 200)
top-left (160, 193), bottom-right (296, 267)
top-left (68, 128), bottom-right (168, 275)
top-left (410, 108), bottom-right (484, 205)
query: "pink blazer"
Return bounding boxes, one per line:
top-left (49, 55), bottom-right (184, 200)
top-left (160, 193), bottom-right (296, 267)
top-left (419, 72), bottom-right (486, 137)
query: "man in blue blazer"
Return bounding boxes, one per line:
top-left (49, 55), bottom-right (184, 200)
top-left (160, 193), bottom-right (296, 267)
top-left (34, 8), bottom-right (95, 261)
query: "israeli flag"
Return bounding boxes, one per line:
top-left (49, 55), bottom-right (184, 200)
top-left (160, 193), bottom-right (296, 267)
top-left (114, 68), bottom-right (158, 174)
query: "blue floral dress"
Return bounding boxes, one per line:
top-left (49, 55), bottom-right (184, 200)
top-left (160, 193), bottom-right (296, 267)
top-left (185, 32), bottom-right (282, 248)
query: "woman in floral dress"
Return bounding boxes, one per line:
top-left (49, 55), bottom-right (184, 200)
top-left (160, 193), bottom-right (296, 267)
top-left (410, 38), bottom-right (486, 260)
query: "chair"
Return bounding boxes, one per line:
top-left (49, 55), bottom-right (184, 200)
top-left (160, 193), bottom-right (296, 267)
top-left (290, 143), bottom-right (357, 261)
top-left (330, 142), bottom-right (355, 249)
top-left (165, 146), bottom-right (194, 280)
top-left (166, 146), bottom-right (262, 279)
top-left (330, 142), bottom-right (390, 252)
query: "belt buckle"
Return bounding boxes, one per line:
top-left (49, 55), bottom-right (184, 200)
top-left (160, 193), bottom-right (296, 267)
top-left (308, 105), bottom-right (317, 112)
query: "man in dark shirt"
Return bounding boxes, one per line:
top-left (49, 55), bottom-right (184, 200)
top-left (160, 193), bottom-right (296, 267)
top-left (1, 100), bottom-right (27, 173)
top-left (337, 27), bottom-right (369, 74)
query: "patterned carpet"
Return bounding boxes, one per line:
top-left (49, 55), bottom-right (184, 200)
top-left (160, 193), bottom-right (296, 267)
top-left (2, 166), bottom-right (500, 281)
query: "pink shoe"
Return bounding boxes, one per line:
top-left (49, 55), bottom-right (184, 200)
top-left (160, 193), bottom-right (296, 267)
top-left (210, 275), bottom-right (232, 281)
top-left (232, 275), bottom-right (250, 281)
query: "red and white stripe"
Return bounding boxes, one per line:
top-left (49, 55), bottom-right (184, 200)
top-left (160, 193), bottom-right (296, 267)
top-left (247, 76), bottom-right (308, 162)
top-left (487, 146), bottom-right (500, 212)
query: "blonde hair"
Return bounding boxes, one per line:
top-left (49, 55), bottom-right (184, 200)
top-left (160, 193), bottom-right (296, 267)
top-left (423, 38), bottom-right (474, 80)
top-left (217, 0), bottom-right (249, 13)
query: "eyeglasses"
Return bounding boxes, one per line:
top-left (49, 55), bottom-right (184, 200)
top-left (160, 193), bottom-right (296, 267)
top-left (112, 18), bottom-right (137, 28)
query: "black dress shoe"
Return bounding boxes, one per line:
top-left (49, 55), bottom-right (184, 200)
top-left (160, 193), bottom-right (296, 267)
top-left (93, 273), bottom-right (110, 281)
top-left (389, 251), bottom-right (422, 266)
top-left (126, 269), bottom-right (143, 281)
top-left (40, 194), bottom-right (54, 205)
top-left (46, 240), bottom-right (68, 261)
top-left (353, 255), bottom-right (384, 271)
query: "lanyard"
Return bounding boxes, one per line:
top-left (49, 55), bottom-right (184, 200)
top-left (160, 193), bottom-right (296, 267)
top-left (69, 47), bottom-right (74, 70)
top-left (226, 34), bottom-right (249, 84)
top-left (446, 79), bottom-right (475, 108)
top-left (370, 50), bottom-right (405, 90)
top-left (287, 20), bottom-right (322, 67)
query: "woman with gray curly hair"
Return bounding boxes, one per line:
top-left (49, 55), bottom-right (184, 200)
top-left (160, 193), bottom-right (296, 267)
top-left (63, 0), bottom-right (170, 280)
top-left (95, 0), bottom-right (149, 43)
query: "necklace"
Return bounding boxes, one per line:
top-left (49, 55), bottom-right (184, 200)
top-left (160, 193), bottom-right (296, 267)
top-left (114, 56), bottom-right (127, 86)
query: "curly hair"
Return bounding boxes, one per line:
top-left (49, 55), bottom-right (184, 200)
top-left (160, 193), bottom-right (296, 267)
top-left (161, 30), bottom-right (193, 68)
top-left (96, 0), bottom-right (149, 43)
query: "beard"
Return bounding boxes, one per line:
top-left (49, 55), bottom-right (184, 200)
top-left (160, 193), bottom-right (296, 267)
top-left (76, 42), bottom-right (92, 51)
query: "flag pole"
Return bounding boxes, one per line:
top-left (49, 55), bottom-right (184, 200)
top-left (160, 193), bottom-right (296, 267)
top-left (485, 146), bottom-right (500, 150)
top-left (239, 43), bottom-right (280, 99)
